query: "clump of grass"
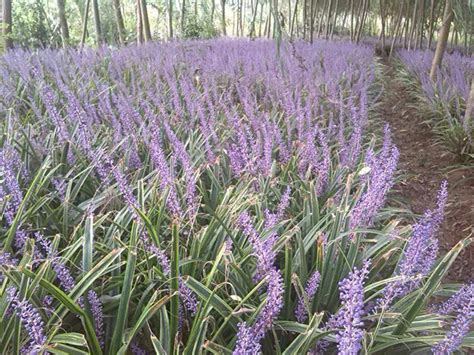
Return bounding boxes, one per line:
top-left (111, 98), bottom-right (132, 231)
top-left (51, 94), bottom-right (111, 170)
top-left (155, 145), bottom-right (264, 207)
top-left (397, 49), bottom-right (474, 161)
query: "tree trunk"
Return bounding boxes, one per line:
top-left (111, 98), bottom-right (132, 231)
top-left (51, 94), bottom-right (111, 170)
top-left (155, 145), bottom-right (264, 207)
top-left (137, 0), bottom-right (144, 43)
top-left (302, 0), bottom-right (307, 40)
top-left (181, 0), bottom-right (186, 33)
top-left (355, 0), bottom-right (368, 43)
top-left (140, 0), bottom-right (152, 41)
top-left (3, 0), bottom-right (13, 49)
top-left (249, 0), bottom-right (259, 37)
top-left (429, 0), bottom-right (453, 80)
top-left (379, 0), bottom-right (386, 50)
top-left (57, 0), bottom-right (69, 46)
top-left (427, 0), bottom-right (435, 49)
top-left (310, 0), bottom-right (318, 43)
top-left (408, 0), bottom-right (418, 50)
top-left (113, 0), bottom-right (126, 44)
top-left (318, 0), bottom-right (327, 38)
top-left (341, 8), bottom-right (348, 34)
top-left (290, 0), bottom-right (298, 39)
top-left (288, 0), bottom-right (292, 33)
top-left (266, 4), bottom-right (272, 38)
top-left (389, 0), bottom-right (404, 56)
top-left (241, 0), bottom-right (246, 36)
top-left (403, 17), bottom-right (409, 47)
top-left (324, 0), bottom-right (333, 39)
top-left (221, 0), bottom-right (226, 35)
top-left (416, 0), bottom-right (424, 49)
top-left (349, 0), bottom-right (354, 41)
top-left (92, 0), bottom-right (102, 45)
top-left (329, 0), bottom-right (339, 39)
top-left (211, 0), bottom-right (215, 24)
top-left (233, 2), bottom-right (238, 36)
top-left (80, 0), bottom-right (91, 47)
top-left (258, 0), bottom-right (264, 37)
top-left (169, 0), bottom-right (173, 38)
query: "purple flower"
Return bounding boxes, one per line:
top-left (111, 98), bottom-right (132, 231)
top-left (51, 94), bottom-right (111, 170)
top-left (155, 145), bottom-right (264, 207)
top-left (179, 277), bottom-right (199, 315)
top-left (162, 121), bottom-right (197, 219)
top-left (233, 322), bottom-right (261, 355)
top-left (141, 233), bottom-right (170, 275)
top-left (432, 283), bottom-right (474, 316)
top-left (253, 269), bottom-right (284, 332)
top-left (52, 259), bottom-right (76, 292)
top-left (147, 126), bottom-right (182, 217)
top-left (332, 261), bottom-right (370, 355)
top-left (264, 187), bottom-right (291, 229)
top-left (7, 286), bottom-right (46, 352)
top-left (233, 269), bottom-right (284, 354)
top-left (0, 250), bottom-right (17, 281)
top-left (131, 341), bottom-right (148, 355)
top-left (431, 283), bottom-right (473, 354)
top-left (350, 135), bottom-right (399, 231)
top-left (52, 177), bottom-right (67, 201)
top-left (0, 144), bottom-right (24, 226)
top-left (88, 290), bottom-right (104, 347)
top-left (314, 131), bottom-right (330, 195)
top-left (236, 212), bottom-right (276, 281)
top-left (112, 163), bottom-right (139, 213)
top-left (294, 271), bottom-right (321, 323)
top-left (379, 181), bottom-right (447, 309)
top-left (35, 232), bottom-right (76, 292)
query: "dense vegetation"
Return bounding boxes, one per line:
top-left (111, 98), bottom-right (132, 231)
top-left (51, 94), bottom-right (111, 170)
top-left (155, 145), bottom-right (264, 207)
top-left (397, 50), bottom-right (473, 159)
top-left (0, 0), bottom-right (473, 355)
top-left (0, 39), bottom-right (472, 355)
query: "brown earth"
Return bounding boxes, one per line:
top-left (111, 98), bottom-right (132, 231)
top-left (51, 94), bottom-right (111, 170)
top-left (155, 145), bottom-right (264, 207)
top-left (378, 58), bottom-right (474, 283)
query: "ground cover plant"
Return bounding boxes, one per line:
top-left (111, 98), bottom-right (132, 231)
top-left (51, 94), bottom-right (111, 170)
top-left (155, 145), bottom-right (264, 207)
top-left (0, 39), bottom-right (473, 355)
top-left (397, 50), bottom-right (474, 160)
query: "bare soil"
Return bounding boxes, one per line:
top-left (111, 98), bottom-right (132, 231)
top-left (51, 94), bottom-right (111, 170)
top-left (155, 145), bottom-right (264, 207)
top-left (378, 58), bottom-right (474, 283)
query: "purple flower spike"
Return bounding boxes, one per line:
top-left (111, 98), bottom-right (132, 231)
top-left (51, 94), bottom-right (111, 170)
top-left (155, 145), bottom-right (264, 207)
top-left (431, 283), bottom-right (474, 354)
top-left (236, 212), bottom-right (276, 281)
top-left (333, 261), bottom-right (371, 355)
top-left (233, 322), bottom-right (261, 355)
top-left (88, 290), bottom-right (105, 347)
top-left (379, 181), bottom-right (448, 309)
top-left (295, 271), bottom-right (321, 323)
top-left (179, 277), bottom-right (199, 315)
top-left (7, 286), bottom-right (46, 352)
top-left (233, 269), bottom-right (284, 355)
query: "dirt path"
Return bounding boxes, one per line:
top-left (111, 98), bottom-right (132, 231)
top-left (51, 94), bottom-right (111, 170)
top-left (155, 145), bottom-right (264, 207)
top-left (378, 58), bottom-right (474, 283)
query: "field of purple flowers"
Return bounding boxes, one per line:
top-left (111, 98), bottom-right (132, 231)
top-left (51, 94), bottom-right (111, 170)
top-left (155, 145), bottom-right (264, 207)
top-left (0, 40), bottom-right (472, 354)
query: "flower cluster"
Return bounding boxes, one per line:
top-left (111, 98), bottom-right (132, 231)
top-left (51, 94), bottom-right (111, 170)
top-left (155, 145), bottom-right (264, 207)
top-left (379, 181), bottom-right (447, 309)
top-left (7, 286), bottom-right (46, 353)
top-left (332, 261), bottom-right (371, 355)
top-left (294, 270), bottom-right (321, 323)
top-left (431, 283), bottom-right (474, 354)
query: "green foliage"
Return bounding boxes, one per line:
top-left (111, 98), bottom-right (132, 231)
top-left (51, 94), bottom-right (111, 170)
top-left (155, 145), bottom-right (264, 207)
top-left (12, 0), bottom-right (61, 48)
top-left (183, 15), bottom-right (219, 39)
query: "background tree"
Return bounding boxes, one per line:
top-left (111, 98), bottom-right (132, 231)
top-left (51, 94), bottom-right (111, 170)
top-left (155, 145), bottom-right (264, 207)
top-left (2, 0), bottom-right (13, 49)
top-left (57, 0), bottom-right (69, 46)
top-left (169, 0), bottom-right (173, 38)
top-left (92, 0), bottom-right (102, 44)
top-left (430, 0), bottom-right (453, 80)
top-left (221, 0), bottom-right (226, 35)
top-left (113, 0), bottom-right (126, 43)
top-left (140, 0), bottom-right (152, 41)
